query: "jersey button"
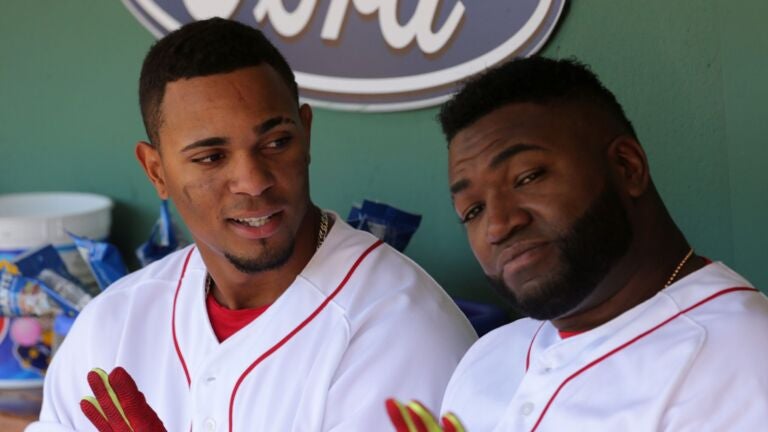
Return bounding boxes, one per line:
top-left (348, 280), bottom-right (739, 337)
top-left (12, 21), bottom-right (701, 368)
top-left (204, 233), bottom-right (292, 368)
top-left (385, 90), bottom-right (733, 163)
top-left (520, 402), bottom-right (535, 416)
top-left (203, 417), bottom-right (216, 432)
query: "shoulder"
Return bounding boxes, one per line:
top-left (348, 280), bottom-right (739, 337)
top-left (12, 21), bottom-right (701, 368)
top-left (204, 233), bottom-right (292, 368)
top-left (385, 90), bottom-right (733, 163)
top-left (661, 265), bottom-right (768, 429)
top-left (306, 218), bottom-right (466, 321)
top-left (314, 216), bottom-right (430, 285)
top-left (73, 246), bottom-right (195, 331)
top-left (672, 262), bottom-right (768, 347)
top-left (105, 245), bottom-right (195, 293)
top-left (99, 245), bottom-right (193, 290)
top-left (664, 263), bottom-right (768, 403)
top-left (304, 216), bottom-right (476, 349)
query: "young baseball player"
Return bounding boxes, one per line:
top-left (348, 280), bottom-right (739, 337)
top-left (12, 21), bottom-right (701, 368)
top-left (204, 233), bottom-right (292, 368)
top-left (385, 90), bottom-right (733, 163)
top-left (28, 18), bottom-right (476, 432)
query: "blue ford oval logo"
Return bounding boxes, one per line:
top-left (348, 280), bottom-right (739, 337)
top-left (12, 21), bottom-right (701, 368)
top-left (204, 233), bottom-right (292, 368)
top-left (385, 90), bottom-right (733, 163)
top-left (122, 0), bottom-right (566, 111)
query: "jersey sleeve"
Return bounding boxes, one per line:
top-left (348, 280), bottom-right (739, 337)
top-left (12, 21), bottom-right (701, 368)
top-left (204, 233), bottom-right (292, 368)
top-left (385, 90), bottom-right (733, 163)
top-left (26, 315), bottom-right (92, 431)
top-left (321, 291), bottom-right (476, 431)
top-left (661, 360), bottom-right (768, 431)
top-left (26, 293), bottom-right (116, 432)
top-left (660, 300), bottom-right (768, 431)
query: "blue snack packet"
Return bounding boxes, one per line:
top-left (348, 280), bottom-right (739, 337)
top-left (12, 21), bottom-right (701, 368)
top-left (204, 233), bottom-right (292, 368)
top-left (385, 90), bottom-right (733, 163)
top-left (13, 245), bottom-right (82, 287)
top-left (69, 232), bottom-right (128, 291)
top-left (347, 200), bottom-right (422, 252)
top-left (13, 245), bottom-right (91, 316)
top-left (0, 271), bottom-right (59, 316)
top-left (136, 200), bottom-right (185, 267)
top-left (347, 206), bottom-right (363, 228)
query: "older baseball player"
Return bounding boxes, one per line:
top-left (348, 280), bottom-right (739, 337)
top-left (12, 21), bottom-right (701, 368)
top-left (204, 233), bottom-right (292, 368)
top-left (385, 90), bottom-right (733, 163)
top-left (28, 18), bottom-right (476, 432)
top-left (388, 57), bottom-right (768, 431)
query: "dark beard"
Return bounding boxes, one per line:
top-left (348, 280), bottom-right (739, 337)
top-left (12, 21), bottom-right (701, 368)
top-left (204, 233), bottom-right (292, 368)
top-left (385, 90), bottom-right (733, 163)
top-left (489, 184), bottom-right (633, 320)
top-left (224, 239), bottom-right (295, 274)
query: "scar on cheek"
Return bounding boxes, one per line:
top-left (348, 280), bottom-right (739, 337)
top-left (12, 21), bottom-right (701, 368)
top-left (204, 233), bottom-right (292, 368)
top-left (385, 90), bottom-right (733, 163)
top-left (182, 185), bottom-right (193, 202)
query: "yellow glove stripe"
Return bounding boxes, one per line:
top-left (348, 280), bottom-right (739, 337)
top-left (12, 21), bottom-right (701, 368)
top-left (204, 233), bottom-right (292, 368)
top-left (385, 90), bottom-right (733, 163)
top-left (81, 396), bottom-right (107, 420)
top-left (442, 413), bottom-right (467, 432)
top-left (391, 399), bottom-right (420, 432)
top-left (406, 401), bottom-right (442, 432)
top-left (92, 368), bottom-right (135, 432)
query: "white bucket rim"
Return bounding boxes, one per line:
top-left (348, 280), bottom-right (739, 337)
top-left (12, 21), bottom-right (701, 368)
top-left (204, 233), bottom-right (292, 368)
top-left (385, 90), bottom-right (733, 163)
top-left (0, 192), bottom-right (113, 220)
top-left (0, 192), bottom-right (113, 250)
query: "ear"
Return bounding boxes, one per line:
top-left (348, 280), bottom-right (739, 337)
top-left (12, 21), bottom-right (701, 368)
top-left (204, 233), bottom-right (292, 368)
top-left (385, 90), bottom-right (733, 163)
top-left (299, 103), bottom-right (313, 163)
top-left (135, 141), bottom-right (169, 199)
top-left (607, 135), bottom-right (650, 198)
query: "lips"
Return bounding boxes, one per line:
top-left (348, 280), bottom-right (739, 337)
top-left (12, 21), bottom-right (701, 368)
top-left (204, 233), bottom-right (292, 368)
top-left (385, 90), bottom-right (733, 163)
top-left (226, 210), bottom-right (283, 240)
top-left (496, 241), bottom-right (550, 276)
top-left (231, 214), bottom-right (273, 228)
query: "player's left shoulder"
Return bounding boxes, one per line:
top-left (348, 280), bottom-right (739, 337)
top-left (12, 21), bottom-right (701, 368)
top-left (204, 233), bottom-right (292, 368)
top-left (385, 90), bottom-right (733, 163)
top-left (310, 217), bottom-right (455, 310)
top-left (308, 217), bottom-right (476, 343)
top-left (666, 280), bottom-right (768, 429)
top-left (676, 262), bottom-right (768, 331)
top-left (671, 263), bottom-right (768, 363)
top-left (694, 290), bottom-right (768, 355)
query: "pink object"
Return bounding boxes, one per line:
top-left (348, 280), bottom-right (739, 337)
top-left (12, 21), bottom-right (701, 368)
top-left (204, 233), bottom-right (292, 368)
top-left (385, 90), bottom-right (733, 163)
top-left (10, 317), bottom-right (42, 347)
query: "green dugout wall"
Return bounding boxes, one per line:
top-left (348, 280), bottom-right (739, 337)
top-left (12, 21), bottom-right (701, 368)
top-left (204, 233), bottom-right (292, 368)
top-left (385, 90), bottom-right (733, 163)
top-left (1, 1), bottom-right (766, 306)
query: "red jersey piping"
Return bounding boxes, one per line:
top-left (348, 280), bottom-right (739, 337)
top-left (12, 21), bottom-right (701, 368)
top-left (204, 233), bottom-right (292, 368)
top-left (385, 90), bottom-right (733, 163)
top-left (525, 322), bottom-right (546, 372)
top-left (227, 239), bottom-right (385, 432)
top-left (172, 248), bottom-right (195, 387)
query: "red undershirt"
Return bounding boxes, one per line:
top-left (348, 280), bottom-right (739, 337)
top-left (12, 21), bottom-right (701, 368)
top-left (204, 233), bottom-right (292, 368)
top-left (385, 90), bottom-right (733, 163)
top-left (206, 292), bottom-right (270, 342)
top-left (558, 330), bottom-right (583, 339)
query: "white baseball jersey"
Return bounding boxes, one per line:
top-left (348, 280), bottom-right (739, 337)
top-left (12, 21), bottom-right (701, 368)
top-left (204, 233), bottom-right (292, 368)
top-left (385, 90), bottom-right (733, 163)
top-left (441, 262), bottom-right (768, 431)
top-left (28, 216), bottom-right (477, 432)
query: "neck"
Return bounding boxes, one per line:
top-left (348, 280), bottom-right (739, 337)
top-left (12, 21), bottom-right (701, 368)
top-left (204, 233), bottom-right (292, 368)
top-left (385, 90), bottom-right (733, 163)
top-left (203, 205), bottom-right (325, 310)
top-left (552, 211), bottom-right (704, 332)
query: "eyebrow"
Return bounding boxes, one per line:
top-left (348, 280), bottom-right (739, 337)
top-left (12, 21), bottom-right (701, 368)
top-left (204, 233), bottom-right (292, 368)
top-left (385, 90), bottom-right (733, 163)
top-left (255, 116), bottom-right (295, 135)
top-left (180, 137), bottom-right (227, 153)
top-left (489, 143), bottom-right (545, 168)
top-left (449, 179), bottom-right (470, 196)
top-left (180, 116), bottom-right (297, 153)
top-left (449, 143), bottom-right (546, 197)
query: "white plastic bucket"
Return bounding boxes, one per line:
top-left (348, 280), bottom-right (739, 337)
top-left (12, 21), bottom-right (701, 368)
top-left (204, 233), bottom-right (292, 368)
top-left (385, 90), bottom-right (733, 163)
top-left (0, 192), bottom-right (112, 388)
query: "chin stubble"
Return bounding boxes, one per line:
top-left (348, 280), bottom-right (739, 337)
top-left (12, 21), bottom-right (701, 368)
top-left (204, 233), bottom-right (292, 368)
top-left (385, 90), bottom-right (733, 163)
top-left (489, 185), bottom-right (633, 320)
top-left (224, 239), bottom-right (295, 274)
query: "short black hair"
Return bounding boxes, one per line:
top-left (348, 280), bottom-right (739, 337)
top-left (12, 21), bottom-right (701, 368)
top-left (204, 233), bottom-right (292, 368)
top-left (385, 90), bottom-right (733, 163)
top-left (439, 56), bottom-right (636, 142)
top-left (139, 18), bottom-right (298, 145)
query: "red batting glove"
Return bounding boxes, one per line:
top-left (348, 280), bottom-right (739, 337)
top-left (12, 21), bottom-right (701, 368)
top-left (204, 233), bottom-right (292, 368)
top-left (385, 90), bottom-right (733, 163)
top-left (386, 398), bottom-right (467, 432)
top-left (80, 367), bottom-right (167, 432)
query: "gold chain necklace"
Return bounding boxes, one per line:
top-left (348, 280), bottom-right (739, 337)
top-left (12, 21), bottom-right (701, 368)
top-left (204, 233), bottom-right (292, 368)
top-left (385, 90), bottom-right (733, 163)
top-left (664, 248), bottom-right (694, 288)
top-left (317, 210), bottom-right (329, 250)
top-left (206, 210), bottom-right (329, 294)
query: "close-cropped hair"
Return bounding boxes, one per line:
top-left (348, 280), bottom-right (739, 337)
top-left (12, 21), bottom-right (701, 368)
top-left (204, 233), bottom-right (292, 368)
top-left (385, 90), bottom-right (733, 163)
top-left (139, 18), bottom-right (298, 146)
top-left (439, 56), bottom-right (637, 143)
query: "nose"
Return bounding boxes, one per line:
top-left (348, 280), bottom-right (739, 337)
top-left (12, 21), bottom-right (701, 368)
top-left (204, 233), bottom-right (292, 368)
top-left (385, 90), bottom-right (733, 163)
top-left (227, 154), bottom-right (275, 196)
top-left (485, 191), bottom-right (531, 245)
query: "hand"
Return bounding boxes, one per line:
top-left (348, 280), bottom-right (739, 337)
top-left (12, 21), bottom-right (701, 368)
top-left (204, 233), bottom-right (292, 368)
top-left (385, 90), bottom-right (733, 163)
top-left (386, 398), bottom-right (466, 432)
top-left (80, 367), bottom-right (167, 432)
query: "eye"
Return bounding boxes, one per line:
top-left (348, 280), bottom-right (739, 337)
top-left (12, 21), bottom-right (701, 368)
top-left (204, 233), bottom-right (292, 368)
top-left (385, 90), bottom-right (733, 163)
top-left (460, 204), bottom-right (485, 224)
top-left (191, 152), bottom-right (225, 164)
top-left (262, 136), bottom-right (291, 152)
top-left (515, 168), bottom-right (545, 188)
